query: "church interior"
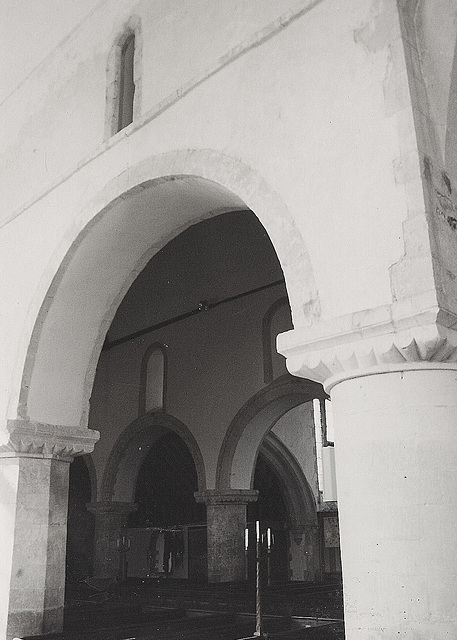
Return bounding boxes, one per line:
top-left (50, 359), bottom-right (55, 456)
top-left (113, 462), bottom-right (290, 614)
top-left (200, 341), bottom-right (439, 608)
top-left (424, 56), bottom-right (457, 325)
top-left (3, 1), bottom-right (457, 639)
top-left (60, 208), bottom-right (343, 639)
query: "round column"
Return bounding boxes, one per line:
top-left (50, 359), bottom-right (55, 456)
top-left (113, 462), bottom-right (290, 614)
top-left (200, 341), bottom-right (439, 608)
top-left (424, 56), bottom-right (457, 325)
top-left (331, 366), bottom-right (457, 639)
top-left (279, 318), bottom-right (457, 639)
top-left (195, 489), bottom-right (258, 583)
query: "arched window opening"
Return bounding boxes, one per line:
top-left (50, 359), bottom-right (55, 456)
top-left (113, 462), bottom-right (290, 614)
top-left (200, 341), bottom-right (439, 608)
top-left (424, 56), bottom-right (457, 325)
top-left (139, 344), bottom-right (167, 414)
top-left (262, 297), bottom-right (293, 383)
top-left (117, 33), bottom-right (135, 132)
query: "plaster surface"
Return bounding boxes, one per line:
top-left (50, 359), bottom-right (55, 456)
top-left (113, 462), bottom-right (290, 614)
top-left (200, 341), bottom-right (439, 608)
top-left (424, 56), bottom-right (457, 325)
top-left (2, 0), bottom-right (456, 638)
top-left (0, 0), bottom-right (421, 438)
top-left (332, 368), bottom-right (457, 638)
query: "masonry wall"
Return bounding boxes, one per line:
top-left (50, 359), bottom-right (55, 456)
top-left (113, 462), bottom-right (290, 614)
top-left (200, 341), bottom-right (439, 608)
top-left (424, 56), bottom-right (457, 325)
top-left (1, 0), bottom-right (419, 435)
top-left (88, 211), bottom-right (311, 492)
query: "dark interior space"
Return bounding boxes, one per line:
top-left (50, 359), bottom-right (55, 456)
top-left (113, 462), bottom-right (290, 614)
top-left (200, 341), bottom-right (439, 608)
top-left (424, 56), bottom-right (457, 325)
top-left (128, 430), bottom-right (205, 528)
top-left (66, 456), bottom-right (95, 584)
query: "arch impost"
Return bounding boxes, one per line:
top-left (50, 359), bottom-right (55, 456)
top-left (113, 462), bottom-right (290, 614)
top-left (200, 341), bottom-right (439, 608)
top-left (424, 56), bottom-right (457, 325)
top-left (1, 419), bottom-right (99, 460)
top-left (195, 489), bottom-right (258, 506)
top-left (278, 306), bottom-right (457, 392)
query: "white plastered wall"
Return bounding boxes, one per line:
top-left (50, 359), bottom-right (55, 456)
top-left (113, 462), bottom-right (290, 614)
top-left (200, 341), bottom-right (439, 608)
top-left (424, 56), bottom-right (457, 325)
top-left (0, 0), bottom-right (418, 437)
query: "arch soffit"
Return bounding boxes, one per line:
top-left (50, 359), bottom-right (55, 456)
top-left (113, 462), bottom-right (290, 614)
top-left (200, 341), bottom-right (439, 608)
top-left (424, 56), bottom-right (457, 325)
top-left (216, 374), bottom-right (326, 490)
top-left (13, 149), bottom-right (318, 428)
top-left (445, 26), bottom-right (457, 175)
top-left (399, 0), bottom-right (457, 170)
top-left (260, 431), bottom-right (317, 527)
top-left (101, 411), bottom-right (207, 503)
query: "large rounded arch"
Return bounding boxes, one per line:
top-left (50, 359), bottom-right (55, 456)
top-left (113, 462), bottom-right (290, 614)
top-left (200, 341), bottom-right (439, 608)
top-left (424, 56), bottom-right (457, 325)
top-left (101, 411), bottom-right (206, 503)
top-left (216, 374), bottom-right (326, 490)
top-left (10, 150), bottom-right (318, 432)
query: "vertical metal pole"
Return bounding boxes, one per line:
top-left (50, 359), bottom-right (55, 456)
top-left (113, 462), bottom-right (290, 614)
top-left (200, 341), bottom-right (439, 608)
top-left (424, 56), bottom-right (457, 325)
top-left (254, 520), bottom-right (262, 637)
top-left (245, 527), bottom-right (249, 581)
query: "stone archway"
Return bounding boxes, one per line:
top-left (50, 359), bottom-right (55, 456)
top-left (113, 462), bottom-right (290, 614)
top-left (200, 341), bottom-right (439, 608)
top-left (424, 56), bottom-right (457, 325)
top-left (260, 431), bottom-right (316, 531)
top-left (9, 150), bottom-right (318, 433)
top-left (216, 374), bottom-right (325, 491)
top-left (258, 432), bottom-right (320, 581)
top-left (3, 151), bottom-right (318, 636)
top-left (101, 411), bottom-right (206, 503)
top-left (88, 412), bottom-right (206, 582)
top-left (204, 375), bottom-right (325, 584)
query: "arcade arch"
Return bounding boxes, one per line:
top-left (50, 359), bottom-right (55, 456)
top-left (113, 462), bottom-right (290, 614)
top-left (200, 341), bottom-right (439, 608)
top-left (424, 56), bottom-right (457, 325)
top-left (79, 193), bottom-right (320, 585)
top-left (259, 431), bottom-right (317, 532)
top-left (217, 375), bottom-right (326, 491)
top-left (6, 154), bottom-right (323, 622)
top-left (101, 411), bottom-right (206, 503)
top-left (97, 407), bottom-right (320, 584)
top-left (11, 150), bottom-right (318, 432)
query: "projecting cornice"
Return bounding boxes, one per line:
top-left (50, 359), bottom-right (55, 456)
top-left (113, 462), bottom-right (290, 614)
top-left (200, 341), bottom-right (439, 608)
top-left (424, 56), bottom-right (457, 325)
top-left (278, 304), bottom-right (457, 391)
top-left (1, 420), bottom-right (99, 460)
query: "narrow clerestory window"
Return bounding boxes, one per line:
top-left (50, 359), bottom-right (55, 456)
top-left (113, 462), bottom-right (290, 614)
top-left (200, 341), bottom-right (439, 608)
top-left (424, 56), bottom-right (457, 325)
top-left (117, 33), bottom-right (135, 132)
top-left (139, 344), bottom-right (167, 415)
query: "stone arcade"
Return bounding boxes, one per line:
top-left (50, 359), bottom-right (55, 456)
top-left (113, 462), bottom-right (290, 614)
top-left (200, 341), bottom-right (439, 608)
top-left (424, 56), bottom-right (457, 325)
top-left (2, 1), bottom-right (457, 639)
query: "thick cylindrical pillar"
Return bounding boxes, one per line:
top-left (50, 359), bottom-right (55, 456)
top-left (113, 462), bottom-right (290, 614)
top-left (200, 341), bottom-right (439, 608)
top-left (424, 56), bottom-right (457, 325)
top-left (195, 489), bottom-right (258, 583)
top-left (331, 367), bottom-right (457, 639)
top-left (87, 501), bottom-right (137, 583)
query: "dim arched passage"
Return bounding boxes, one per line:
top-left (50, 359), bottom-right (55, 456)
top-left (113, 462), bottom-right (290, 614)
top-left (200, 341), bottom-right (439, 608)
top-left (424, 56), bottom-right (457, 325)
top-left (101, 410), bottom-right (206, 503)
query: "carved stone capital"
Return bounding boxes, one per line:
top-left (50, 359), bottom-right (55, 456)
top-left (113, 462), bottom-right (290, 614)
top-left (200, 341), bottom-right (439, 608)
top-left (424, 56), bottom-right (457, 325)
top-left (1, 419), bottom-right (100, 461)
top-left (195, 489), bottom-right (258, 506)
top-left (278, 306), bottom-right (457, 391)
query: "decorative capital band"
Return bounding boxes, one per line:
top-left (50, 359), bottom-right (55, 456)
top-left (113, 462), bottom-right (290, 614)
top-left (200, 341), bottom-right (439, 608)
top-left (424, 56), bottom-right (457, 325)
top-left (278, 306), bottom-right (457, 391)
top-left (1, 419), bottom-right (100, 460)
top-left (195, 489), bottom-right (259, 506)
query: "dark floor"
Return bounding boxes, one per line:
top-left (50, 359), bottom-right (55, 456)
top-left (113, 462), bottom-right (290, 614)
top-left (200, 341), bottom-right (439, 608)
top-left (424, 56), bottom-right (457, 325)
top-left (23, 579), bottom-right (344, 640)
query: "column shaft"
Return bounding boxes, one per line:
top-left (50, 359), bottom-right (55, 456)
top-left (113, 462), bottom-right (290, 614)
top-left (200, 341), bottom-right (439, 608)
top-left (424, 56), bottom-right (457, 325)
top-left (0, 456), bottom-right (70, 640)
top-left (195, 490), bottom-right (257, 583)
top-left (332, 368), bottom-right (457, 639)
top-left (207, 502), bottom-right (246, 582)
